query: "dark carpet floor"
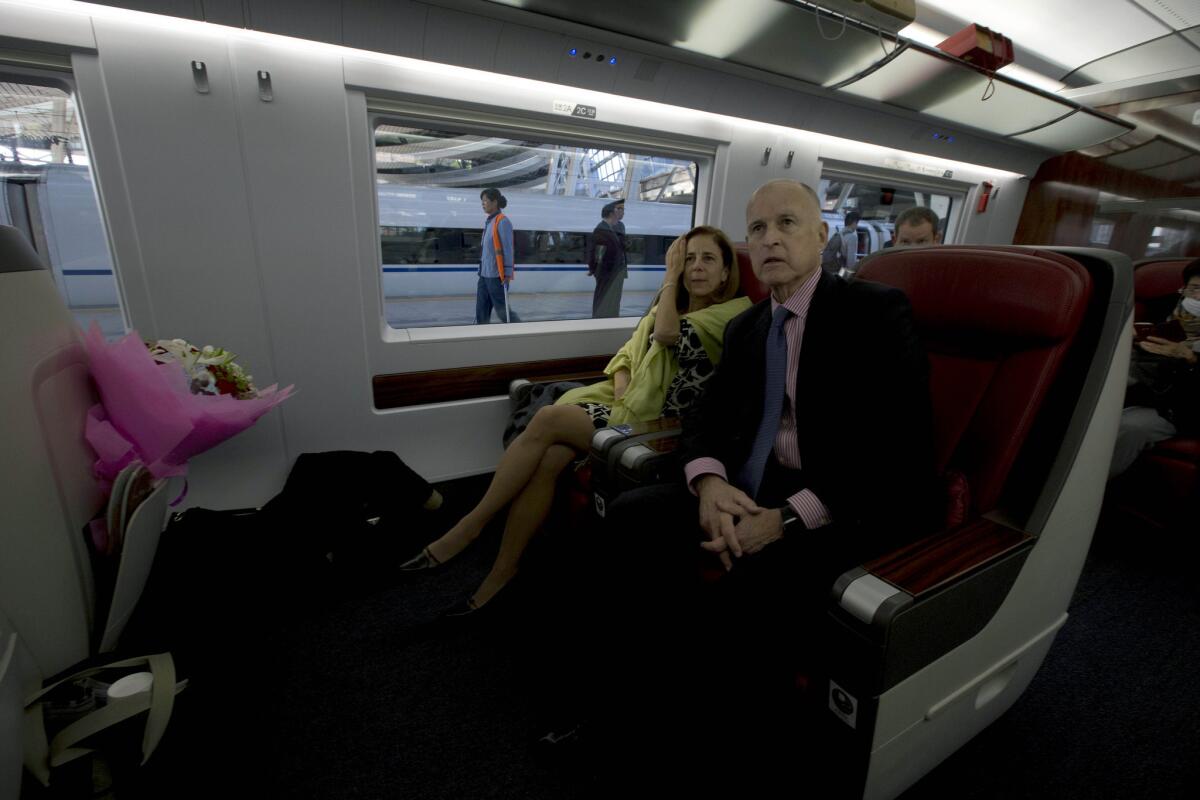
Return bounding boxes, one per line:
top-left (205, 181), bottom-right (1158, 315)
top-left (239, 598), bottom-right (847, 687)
top-left (109, 481), bottom-right (1199, 800)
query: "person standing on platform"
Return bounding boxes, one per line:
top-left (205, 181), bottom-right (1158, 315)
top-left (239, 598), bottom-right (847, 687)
top-left (588, 199), bottom-right (627, 318)
top-left (476, 188), bottom-right (520, 324)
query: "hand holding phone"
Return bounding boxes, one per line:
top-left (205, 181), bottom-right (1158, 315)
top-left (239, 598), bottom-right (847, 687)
top-left (1134, 322), bottom-right (1154, 341)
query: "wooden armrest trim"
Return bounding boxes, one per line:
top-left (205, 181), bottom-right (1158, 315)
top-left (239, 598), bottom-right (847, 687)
top-left (609, 416), bottom-right (682, 436)
top-left (640, 435), bottom-right (681, 453)
top-left (373, 355), bottom-right (611, 409)
top-left (864, 517), bottom-right (1033, 597)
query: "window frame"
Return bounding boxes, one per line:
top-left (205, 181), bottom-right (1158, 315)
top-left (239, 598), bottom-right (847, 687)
top-left (0, 59), bottom-right (126, 336)
top-left (366, 98), bottom-right (711, 336)
top-left (818, 160), bottom-right (970, 246)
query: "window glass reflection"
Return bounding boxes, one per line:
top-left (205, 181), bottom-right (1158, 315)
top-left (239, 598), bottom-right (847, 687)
top-left (0, 79), bottom-right (122, 338)
top-left (817, 174), bottom-right (960, 272)
top-left (374, 124), bottom-right (698, 328)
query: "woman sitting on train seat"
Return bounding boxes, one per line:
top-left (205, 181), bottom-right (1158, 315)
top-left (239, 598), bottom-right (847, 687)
top-left (401, 224), bottom-right (752, 615)
top-left (1110, 258), bottom-right (1200, 479)
top-left (476, 187), bottom-right (520, 324)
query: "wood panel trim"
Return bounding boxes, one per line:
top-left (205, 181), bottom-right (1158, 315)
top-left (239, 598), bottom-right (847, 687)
top-left (865, 518), bottom-right (1033, 597)
top-left (373, 354), bottom-right (612, 409)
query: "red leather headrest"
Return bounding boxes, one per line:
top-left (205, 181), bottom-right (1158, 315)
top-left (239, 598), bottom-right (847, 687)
top-left (1134, 260), bottom-right (1188, 303)
top-left (858, 246), bottom-right (1090, 342)
top-left (734, 243), bottom-right (769, 303)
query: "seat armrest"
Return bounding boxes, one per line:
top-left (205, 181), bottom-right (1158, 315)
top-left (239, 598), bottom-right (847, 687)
top-left (588, 418), bottom-right (683, 516)
top-left (827, 518), bottom-right (1035, 693)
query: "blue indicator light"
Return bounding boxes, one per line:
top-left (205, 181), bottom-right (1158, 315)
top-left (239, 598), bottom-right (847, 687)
top-left (568, 48), bottom-right (577, 56)
top-left (932, 133), bottom-right (941, 139)
top-left (609, 57), bottom-right (617, 65)
top-left (947, 136), bottom-right (955, 142)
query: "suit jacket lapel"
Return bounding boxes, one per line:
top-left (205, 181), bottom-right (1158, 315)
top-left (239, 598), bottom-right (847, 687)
top-left (793, 272), bottom-right (839, 449)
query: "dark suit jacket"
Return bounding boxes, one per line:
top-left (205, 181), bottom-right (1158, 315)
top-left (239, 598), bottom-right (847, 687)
top-left (681, 270), bottom-right (938, 564)
top-left (586, 221), bottom-right (625, 278)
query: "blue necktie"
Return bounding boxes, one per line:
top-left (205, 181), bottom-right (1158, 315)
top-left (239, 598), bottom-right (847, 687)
top-left (738, 305), bottom-right (792, 499)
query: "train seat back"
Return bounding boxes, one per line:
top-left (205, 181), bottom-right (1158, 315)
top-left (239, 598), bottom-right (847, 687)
top-left (838, 245), bottom-right (1129, 800)
top-left (1133, 258), bottom-right (1190, 321)
top-left (0, 225), bottom-right (106, 792)
top-left (734, 243), bottom-right (769, 303)
top-left (857, 246), bottom-right (1092, 516)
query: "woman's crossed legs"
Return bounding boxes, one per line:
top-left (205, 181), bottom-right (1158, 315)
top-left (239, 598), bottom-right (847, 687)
top-left (424, 403), bottom-right (596, 605)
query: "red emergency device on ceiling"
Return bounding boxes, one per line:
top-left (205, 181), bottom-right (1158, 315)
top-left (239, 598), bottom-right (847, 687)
top-left (937, 24), bottom-right (1014, 72)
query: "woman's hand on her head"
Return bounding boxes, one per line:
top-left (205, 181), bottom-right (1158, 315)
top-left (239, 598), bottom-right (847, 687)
top-left (664, 236), bottom-right (686, 285)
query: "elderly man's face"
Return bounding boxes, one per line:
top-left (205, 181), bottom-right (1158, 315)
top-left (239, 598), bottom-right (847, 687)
top-left (894, 220), bottom-right (939, 247)
top-left (746, 182), bottom-right (827, 298)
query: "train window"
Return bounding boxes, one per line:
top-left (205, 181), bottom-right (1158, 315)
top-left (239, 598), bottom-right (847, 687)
top-left (372, 123), bottom-right (698, 329)
top-left (818, 173), bottom-right (962, 265)
top-left (0, 78), bottom-right (123, 338)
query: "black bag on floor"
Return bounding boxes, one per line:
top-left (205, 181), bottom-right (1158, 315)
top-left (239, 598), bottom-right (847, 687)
top-left (264, 449), bottom-right (441, 572)
top-left (121, 450), bottom-right (440, 664)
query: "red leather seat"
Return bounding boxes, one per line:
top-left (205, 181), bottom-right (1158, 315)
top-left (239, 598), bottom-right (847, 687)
top-left (573, 244), bottom-right (1116, 799)
top-left (815, 246), bottom-right (1109, 798)
top-left (1115, 257), bottom-right (1199, 529)
top-left (859, 246), bottom-right (1091, 519)
top-left (733, 243), bottom-right (769, 303)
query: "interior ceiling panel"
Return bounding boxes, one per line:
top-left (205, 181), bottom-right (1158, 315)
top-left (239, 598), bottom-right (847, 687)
top-left (1142, 154), bottom-right (1200, 181)
top-left (1103, 137), bottom-right (1194, 169)
top-left (483, 0), bottom-right (895, 86)
top-left (1014, 111), bottom-right (1133, 152)
top-left (1067, 34), bottom-right (1200, 87)
top-left (1131, 0), bottom-right (1200, 29)
top-left (915, 0), bottom-right (1174, 79)
top-left (837, 48), bottom-right (1080, 135)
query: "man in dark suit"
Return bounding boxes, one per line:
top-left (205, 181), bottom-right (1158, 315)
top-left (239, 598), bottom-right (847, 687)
top-left (555, 180), bottom-right (936, 786)
top-left (587, 200), bottom-right (626, 318)
top-left (685, 180), bottom-right (935, 571)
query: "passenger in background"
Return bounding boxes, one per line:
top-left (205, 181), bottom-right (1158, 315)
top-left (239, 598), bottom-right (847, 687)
top-left (476, 188), bottom-right (521, 324)
top-left (401, 225), bottom-right (751, 615)
top-left (587, 199), bottom-right (627, 318)
top-left (892, 205), bottom-right (943, 247)
top-left (1109, 258), bottom-right (1200, 478)
top-left (820, 209), bottom-right (861, 274)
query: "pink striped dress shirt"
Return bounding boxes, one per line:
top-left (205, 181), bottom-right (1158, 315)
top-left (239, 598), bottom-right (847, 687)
top-left (684, 267), bottom-right (833, 529)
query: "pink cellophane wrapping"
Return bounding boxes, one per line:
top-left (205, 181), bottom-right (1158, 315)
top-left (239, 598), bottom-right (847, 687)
top-left (83, 322), bottom-right (294, 489)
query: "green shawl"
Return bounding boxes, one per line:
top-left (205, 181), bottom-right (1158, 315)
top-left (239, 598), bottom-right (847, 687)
top-left (555, 296), bottom-right (752, 425)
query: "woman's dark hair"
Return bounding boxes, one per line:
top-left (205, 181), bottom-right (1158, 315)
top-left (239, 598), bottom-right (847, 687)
top-left (480, 188), bottom-right (507, 209)
top-left (656, 225), bottom-right (740, 313)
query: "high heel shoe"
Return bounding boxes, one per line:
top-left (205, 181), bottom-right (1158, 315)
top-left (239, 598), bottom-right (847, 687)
top-left (398, 546), bottom-right (443, 572)
top-left (437, 577), bottom-right (520, 625)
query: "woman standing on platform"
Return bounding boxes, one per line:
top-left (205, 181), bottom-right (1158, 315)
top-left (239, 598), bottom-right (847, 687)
top-left (475, 187), bottom-right (520, 324)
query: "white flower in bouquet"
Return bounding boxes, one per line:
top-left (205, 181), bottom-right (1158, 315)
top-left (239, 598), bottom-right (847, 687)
top-left (146, 338), bottom-right (260, 399)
